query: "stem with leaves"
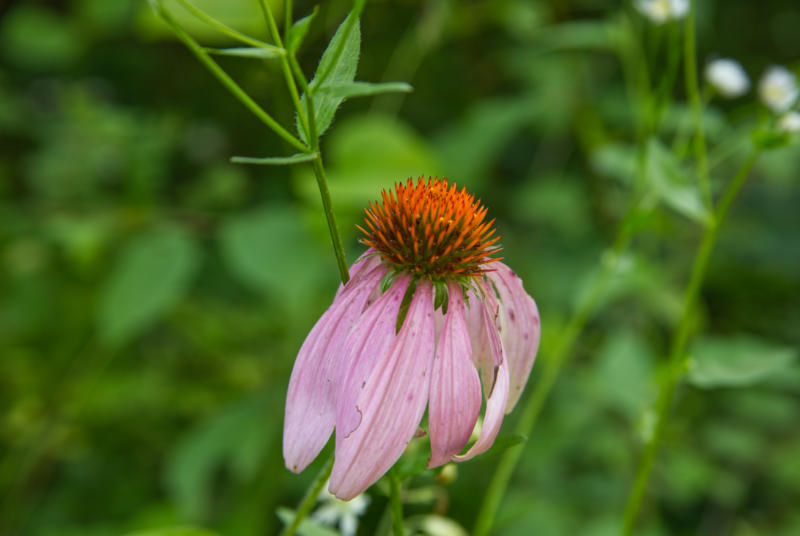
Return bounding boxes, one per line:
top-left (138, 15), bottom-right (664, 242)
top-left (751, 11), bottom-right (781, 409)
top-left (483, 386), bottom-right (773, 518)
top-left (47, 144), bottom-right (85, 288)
top-left (279, 456), bottom-right (334, 536)
top-left (684, 0), bottom-right (712, 210)
top-left (621, 150), bottom-right (760, 535)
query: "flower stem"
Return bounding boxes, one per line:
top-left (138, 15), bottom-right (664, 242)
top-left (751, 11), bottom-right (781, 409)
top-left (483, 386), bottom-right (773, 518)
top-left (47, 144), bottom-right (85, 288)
top-left (684, 0), bottom-right (712, 211)
top-left (473, 227), bottom-right (634, 536)
top-left (311, 155), bottom-right (350, 284)
top-left (279, 456), bottom-right (334, 536)
top-left (621, 151), bottom-right (760, 535)
top-left (389, 469), bottom-right (405, 536)
top-left (174, 0), bottom-right (274, 48)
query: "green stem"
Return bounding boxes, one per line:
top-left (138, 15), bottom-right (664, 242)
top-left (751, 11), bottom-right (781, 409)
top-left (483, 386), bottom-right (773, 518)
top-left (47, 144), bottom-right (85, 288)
top-left (280, 456), bottom-right (334, 536)
top-left (684, 0), bottom-right (712, 210)
top-left (473, 228), bottom-right (634, 536)
top-left (620, 151), bottom-right (760, 535)
top-left (174, 0), bottom-right (274, 48)
top-left (389, 469), bottom-right (405, 536)
top-left (155, 3), bottom-right (308, 153)
top-left (259, 0), bottom-right (312, 144)
top-left (312, 155), bottom-right (350, 284)
top-left (284, 0), bottom-right (294, 39)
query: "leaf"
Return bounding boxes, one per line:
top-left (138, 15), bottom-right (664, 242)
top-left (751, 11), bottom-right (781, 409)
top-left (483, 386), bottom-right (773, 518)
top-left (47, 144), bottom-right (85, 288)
top-left (288, 6), bottom-right (319, 52)
top-left (97, 224), bottom-right (200, 346)
top-left (297, 11), bottom-right (361, 143)
top-left (687, 334), bottom-right (798, 389)
top-left (165, 394), bottom-right (274, 520)
top-left (203, 45), bottom-right (283, 59)
top-left (124, 526), bottom-right (221, 536)
top-left (218, 205), bottom-right (323, 306)
top-left (646, 139), bottom-right (712, 225)
top-left (276, 508), bottom-right (343, 536)
top-left (314, 81), bottom-right (413, 99)
top-left (230, 152), bottom-right (318, 165)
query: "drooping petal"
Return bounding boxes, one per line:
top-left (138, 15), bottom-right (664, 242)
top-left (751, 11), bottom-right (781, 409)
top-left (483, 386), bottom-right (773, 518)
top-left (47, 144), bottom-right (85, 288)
top-left (336, 276), bottom-right (411, 441)
top-left (427, 282), bottom-right (481, 468)
top-left (465, 281), bottom-right (503, 396)
top-left (487, 263), bottom-right (541, 411)
top-left (283, 265), bottom-right (386, 473)
top-left (335, 248), bottom-right (383, 299)
top-left (453, 302), bottom-right (510, 462)
top-left (330, 282), bottom-right (436, 500)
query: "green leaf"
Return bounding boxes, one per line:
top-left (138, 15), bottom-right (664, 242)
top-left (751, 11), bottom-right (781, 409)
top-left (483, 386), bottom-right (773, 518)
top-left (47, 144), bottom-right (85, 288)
top-left (218, 205), bottom-right (324, 306)
top-left (276, 508), bottom-right (342, 536)
top-left (288, 6), bottom-right (319, 52)
top-left (230, 152), bottom-right (318, 165)
top-left (646, 139), bottom-right (712, 225)
top-left (203, 45), bottom-right (283, 59)
top-left (165, 394), bottom-right (274, 519)
top-left (687, 334), bottom-right (798, 389)
top-left (124, 526), bottom-right (221, 536)
top-left (97, 224), bottom-right (200, 346)
top-left (297, 11), bottom-right (361, 143)
top-left (315, 81), bottom-right (413, 99)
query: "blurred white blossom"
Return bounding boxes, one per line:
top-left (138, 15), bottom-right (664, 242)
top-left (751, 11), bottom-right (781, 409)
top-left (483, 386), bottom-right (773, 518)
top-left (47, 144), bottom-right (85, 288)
top-left (759, 66), bottom-right (800, 113)
top-left (705, 59), bottom-right (750, 98)
top-left (778, 111), bottom-right (800, 133)
top-left (312, 486), bottom-right (370, 536)
top-left (635, 0), bottom-right (689, 24)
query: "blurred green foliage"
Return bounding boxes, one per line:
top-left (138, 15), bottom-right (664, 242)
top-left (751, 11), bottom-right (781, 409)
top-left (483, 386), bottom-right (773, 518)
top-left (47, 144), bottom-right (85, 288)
top-left (1, 0), bottom-right (799, 535)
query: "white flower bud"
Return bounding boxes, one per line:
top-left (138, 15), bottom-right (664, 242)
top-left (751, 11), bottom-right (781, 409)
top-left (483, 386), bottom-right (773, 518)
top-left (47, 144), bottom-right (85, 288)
top-left (705, 59), bottom-right (750, 98)
top-left (759, 66), bottom-right (800, 113)
top-left (778, 111), bottom-right (800, 133)
top-left (635, 0), bottom-right (689, 24)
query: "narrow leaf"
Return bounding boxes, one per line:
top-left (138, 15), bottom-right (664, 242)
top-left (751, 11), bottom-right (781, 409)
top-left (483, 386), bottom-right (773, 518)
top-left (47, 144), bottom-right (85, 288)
top-left (647, 139), bottom-right (712, 225)
top-left (204, 46), bottom-right (283, 60)
top-left (315, 81), bottom-right (413, 99)
top-left (688, 334), bottom-right (798, 389)
top-left (288, 6), bottom-right (319, 53)
top-left (230, 152), bottom-right (318, 165)
top-left (296, 12), bottom-right (361, 143)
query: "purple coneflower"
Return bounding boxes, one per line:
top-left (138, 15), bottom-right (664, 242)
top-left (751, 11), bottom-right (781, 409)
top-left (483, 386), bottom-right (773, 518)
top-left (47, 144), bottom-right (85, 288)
top-left (283, 177), bottom-right (540, 500)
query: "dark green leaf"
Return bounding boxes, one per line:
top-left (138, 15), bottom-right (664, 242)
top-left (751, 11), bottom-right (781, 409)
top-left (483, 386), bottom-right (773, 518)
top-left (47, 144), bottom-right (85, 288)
top-left (297, 12), bottom-right (361, 143)
top-left (288, 6), bottom-right (319, 52)
top-left (230, 152), bottom-right (317, 165)
top-left (688, 334), bottom-right (798, 389)
top-left (203, 45), bottom-right (283, 59)
top-left (97, 224), bottom-right (200, 346)
top-left (315, 81), bottom-right (413, 99)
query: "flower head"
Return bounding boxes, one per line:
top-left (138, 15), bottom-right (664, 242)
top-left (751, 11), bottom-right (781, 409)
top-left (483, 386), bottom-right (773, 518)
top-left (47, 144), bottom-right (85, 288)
top-left (283, 177), bottom-right (540, 500)
top-left (635, 0), bottom-right (689, 24)
top-left (705, 58), bottom-right (750, 98)
top-left (759, 65), bottom-right (800, 113)
top-left (778, 110), bottom-right (800, 133)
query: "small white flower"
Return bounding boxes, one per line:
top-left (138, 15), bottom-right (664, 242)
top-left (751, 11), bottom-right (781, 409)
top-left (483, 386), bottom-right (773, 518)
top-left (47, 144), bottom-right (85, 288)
top-left (778, 111), bottom-right (800, 133)
top-left (312, 486), bottom-right (370, 536)
top-left (635, 0), bottom-right (689, 24)
top-left (705, 58), bottom-right (750, 98)
top-left (759, 66), bottom-right (800, 113)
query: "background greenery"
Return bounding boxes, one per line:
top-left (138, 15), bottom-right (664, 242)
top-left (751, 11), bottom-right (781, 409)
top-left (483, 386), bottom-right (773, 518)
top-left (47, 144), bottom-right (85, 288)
top-left (1, 0), bottom-right (799, 534)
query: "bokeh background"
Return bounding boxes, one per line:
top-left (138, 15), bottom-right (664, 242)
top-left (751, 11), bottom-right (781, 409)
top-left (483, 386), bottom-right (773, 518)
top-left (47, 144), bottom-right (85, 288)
top-left (1, 0), bottom-right (800, 535)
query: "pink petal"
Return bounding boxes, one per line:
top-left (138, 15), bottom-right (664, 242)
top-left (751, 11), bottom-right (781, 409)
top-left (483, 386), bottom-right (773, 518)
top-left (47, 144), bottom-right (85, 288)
top-left (336, 276), bottom-right (411, 441)
top-left (453, 303), bottom-right (510, 462)
top-left (283, 265), bottom-right (386, 473)
top-left (487, 263), bottom-right (540, 411)
top-left (335, 249), bottom-right (383, 299)
top-left (465, 282), bottom-right (503, 396)
top-left (427, 282), bottom-right (481, 469)
top-left (329, 282), bottom-right (436, 500)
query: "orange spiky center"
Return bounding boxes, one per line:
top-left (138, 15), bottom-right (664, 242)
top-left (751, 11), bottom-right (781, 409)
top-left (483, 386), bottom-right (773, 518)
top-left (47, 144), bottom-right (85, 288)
top-left (358, 176), bottom-right (502, 280)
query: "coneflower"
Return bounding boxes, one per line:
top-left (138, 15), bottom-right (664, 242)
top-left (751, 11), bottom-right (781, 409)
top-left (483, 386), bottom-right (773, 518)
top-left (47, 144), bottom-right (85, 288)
top-left (283, 177), bottom-right (540, 500)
